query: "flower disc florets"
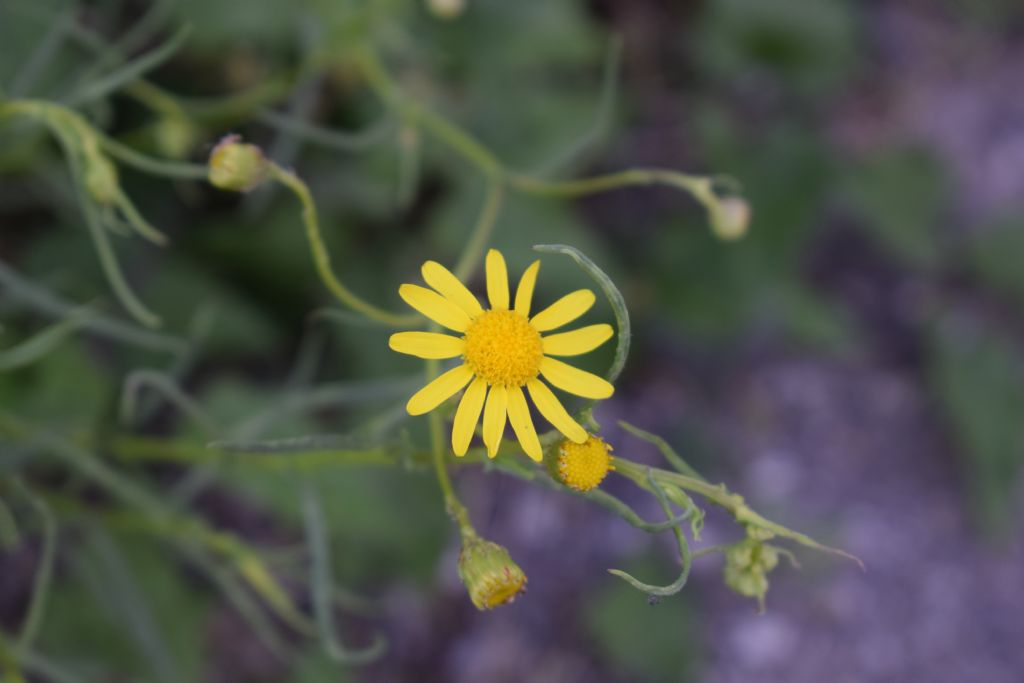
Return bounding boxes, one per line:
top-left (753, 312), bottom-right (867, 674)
top-left (557, 435), bottom-right (614, 492)
top-left (462, 309), bottom-right (543, 387)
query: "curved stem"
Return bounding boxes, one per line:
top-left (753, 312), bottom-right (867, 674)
top-left (267, 162), bottom-right (420, 328)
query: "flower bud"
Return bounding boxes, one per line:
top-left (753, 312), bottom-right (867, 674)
top-left (457, 535), bottom-right (527, 610)
top-left (427, 0), bottom-right (466, 20)
top-left (723, 537), bottom-right (779, 609)
top-left (83, 150), bottom-right (120, 205)
top-left (710, 196), bottom-right (751, 241)
top-left (208, 135), bottom-right (268, 192)
top-left (155, 116), bottom-right (196, 160)
top-left (551, 435), bottom-right (614, 492)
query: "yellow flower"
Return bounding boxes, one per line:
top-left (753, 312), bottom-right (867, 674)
top-left (555, 435), bottom-right (614, 492)
top-left (389, 249), bottom-right (614, 462)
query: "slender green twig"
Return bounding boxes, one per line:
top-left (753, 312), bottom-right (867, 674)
top-left (453, 180), bottom-right (505, 281)
top-left (301, 481), bottom-right (387, 664)
top-left (267, 162), bottom-right (420, 327)
top-left (614, 456), bottom-right (863, 568)
top-left (12, 480), bottom-right (57, 656)
top-left (0, 309), bottom-right (94, 371)
top-left (425, 357), bottom-right (475, 539)
top-left (608, 468), bottom-right (692, 597)
top-left (533, 243), bottom-right (630, 385)
top-left (67, 25), bottom-right (192, 106)
top-left (0, 260), bottom-right (185, 354)
top-left (120, 369), bottom-right (219, 435)
top-left (617, 420), bottom-right (705, 481)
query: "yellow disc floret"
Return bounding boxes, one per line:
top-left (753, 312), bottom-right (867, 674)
top-left (462, 309), bottom-right (543, 386)
top-left (557, 435), bottom-right (614, 492)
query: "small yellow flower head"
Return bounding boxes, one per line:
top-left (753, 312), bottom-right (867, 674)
top-left (427, 0), bottom-right (466, 20)
top-left (723, 537), bottom-right (779, 609)
top-left (457, 535), bottom-right (527, 610)
top-left (208, 135), bottom-right (268, 192)
top-left (554, 435), bottom-right (614, 492)
top-left (389, 250), bottom-right (616, 462)
top-left (710, 196), bottom-right (751, 241)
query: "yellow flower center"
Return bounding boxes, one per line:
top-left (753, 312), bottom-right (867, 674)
top-left (479, 567), bottom-right (528, 609)
top-left (557, 436), bottom-right (614, 492)
top-left (462, 309), bottom-right (543, 386)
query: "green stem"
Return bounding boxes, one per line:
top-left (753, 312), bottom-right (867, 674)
top-left (267, 162), bottom-right (420, 328)
top-left (424, 358), bottom-right (475, 540)
top-left (613, 456), bottom-right (863, 567)
top-left (453, 180), bottom-right (504, 281)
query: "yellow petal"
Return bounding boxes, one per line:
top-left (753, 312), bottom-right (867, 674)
top-left (399, 284), bottom-right (471, 332)
top-left (452, 377), bottom-right (487, 456)
top-left (514, 260), bottom-right (541, 317)
top-left (506, 385), bottom-right (543, 462)
top-left (539, 356), bottom-right (614, 399)
top-left (542, 324), bottom-right (614, 356)
top-left (526, 379), bottom-right (587, 443)
top-left (421, 261), bottom-right (483, 317)
top-left (530, 289), bottom-right (595, 332)
top-left (406, 365), bottom-right (473, 415)
top-left (389, 331), bottom-right (465, 359)
top-left (482, 384), bottom-right (508, 458)
top-left (485, 249), bottom-right (509, 310)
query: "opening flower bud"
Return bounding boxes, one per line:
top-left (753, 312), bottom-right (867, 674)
top-left (710, 196), bottom-right (751, 241)
top-left (208, 135), bottom-right (268, 192)
top-left (553, 435), bottom-right (614, 492)
top-left (457, 535), bottom-right (527, 610)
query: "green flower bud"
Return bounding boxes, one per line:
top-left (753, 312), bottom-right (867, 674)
top-left (155, 116), bottom-right (196, 160)
top-left (83, 150), bottom-right (120, 205)
top-left (723, 537), bottom-right (780, 609)
top-left (710, 196), bottom-right (751, 241)
top-left (427, 0), bottom-right (466, 20)
top-left (208, 135), bottom-right (268, 192)
top-left (457, 534), bottom-right (527, 610)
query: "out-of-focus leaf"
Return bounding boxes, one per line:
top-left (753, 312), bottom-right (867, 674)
top-left (928, 310), bottom-right (1024, 532)
top-left (841, 147), bottom-right (949, 269)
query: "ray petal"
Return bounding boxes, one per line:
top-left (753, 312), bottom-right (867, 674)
top-left (399, 284), bottom-right (471, 332)
top-left (541, 324), bottom-right (614, 356)
top-left (514, 260), bottom-right (541, 317)
top-left (526, 378), bottom-right (587, 443)
top-left (506, 385), bottom-right (543, 462)
top-left (452, 377), bottom-right (487, 456)
top-left (482, 384), bottom-right (508, 458)
top-left (421, 261), bottom-right (483, 317)
top-left (539, 356), bottom-right (614, 399)
top-left (389, 331), bottom-right (465, 359)
top-left (406, 364), bottom-right (474, 415)
top-left (530, 289), bottom-right (595, 332)
top-left (485, 249), bottom-right (509, 310)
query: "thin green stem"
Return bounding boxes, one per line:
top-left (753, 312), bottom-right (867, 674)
top-left (301, 481), bottom-right (387, 664)
top-left (424, 358), bottom-right (475, 539)
top-left (453, 180), bottom-right (504, 281)
top-left (613, 456), bottom-right (863, 568)
top-left (13, 480), bottom-right (57, 655)
top-left (267, 162), bottom-right (420, 328)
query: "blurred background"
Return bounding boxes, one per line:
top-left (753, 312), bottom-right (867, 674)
top-left (2, 0), bottom-right (1024, 681)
